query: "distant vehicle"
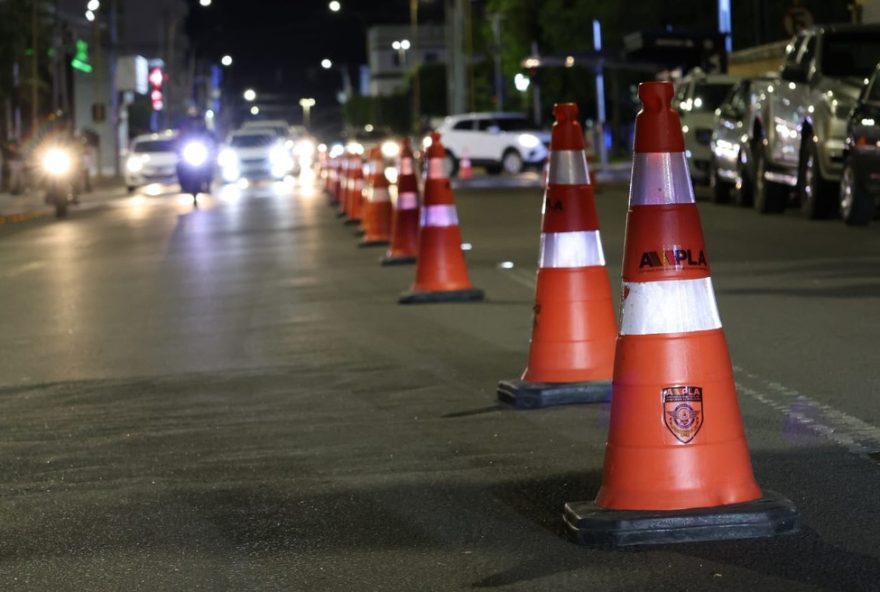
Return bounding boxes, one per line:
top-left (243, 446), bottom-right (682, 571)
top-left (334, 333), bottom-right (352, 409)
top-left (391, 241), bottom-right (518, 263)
top-left (36, 143), bottom-right (80, 218)
top-left (745, 24), bottom-right (880, 217)
top-left (839, 62), bottom-right (880, 225)
top-left (177, 137), bottom-right (214, 205)
top-left (124, 132), bottom-right (179, 192)
top-left (673, 69), bottom-right (739, 185)
top-left (708, 76), bottom-right (775, 204)
top-left (430, 112), bottom-right (549, 177)
top-left (243, 119), bottom-right (291, 140)
top-left (218, 129), bottom-right (295, 183)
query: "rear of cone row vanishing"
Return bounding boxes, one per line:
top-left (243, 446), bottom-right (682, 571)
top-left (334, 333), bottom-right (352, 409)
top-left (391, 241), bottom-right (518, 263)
top-left (321, 85), bottom-right (797, 546)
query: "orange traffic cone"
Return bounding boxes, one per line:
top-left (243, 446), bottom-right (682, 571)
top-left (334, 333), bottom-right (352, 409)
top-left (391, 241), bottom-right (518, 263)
top-left (381, 138), bottom-right (419, 266)
top-left (497, 103), bottom-right (617, 409)
top-left (399, 132), bottom-right (484, 304)
top-left (360, 147), bottom-right (393, 247)
top-left (337, 155), bottom-right (351, 218)
top-left (459, 148), bottom-right (473, 180)
top-left (563, 82), bottom-right (798, 547)
top-left (344, 154), bottom-right (364, 226)
top-left (327, 157), bottom-right (341, 207)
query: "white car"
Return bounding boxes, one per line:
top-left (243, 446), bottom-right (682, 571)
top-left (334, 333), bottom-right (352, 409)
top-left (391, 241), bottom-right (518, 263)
top-left (124, 132), bottom-right (179, 192)
top-left (218, 130), bottom-right (295, 183)
top-left (673, 70), bottom-right (739, 184)
top-left (431, 112), bottom-right (549, 177)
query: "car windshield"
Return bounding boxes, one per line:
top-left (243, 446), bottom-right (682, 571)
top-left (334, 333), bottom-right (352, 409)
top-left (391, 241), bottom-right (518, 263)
top-left (691, 83), bottom-right (735, 112)
top-left (821, 33), bottom-right (880, 78)
top-left (230, 134), bottom-right (275, 148)
top-left (133, 140), bottom-right (175, 153)
top-left (495, 118), bottom-right (533, 131)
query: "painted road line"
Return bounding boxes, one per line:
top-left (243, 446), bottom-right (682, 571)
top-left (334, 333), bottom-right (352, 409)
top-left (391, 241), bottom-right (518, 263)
top-left (497, 266), bottom-right (537, 290)
top-left (2, 261), bottom-right (46, 279)
top-left (735, 366), bottom-right (880, 456)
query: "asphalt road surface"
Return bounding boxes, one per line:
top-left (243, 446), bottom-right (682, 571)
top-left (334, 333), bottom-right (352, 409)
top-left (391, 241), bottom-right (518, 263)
top-left (0, 173), bottom-right (879, 591)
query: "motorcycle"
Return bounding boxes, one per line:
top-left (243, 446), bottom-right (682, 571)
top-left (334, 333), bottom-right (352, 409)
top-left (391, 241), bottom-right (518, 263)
top-left (39, 145), bottom-right (79, 218)
top-left (177, 140), bottom-right (213, 205)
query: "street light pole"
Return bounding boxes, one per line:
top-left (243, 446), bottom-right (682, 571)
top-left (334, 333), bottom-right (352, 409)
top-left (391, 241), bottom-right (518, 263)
top-left (299, 98), bottom-right (316, 129)
top-left (410, 0), bottom-right (419, 131)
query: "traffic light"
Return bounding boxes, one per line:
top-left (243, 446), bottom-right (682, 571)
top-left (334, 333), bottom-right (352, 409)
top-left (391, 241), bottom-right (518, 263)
top-left (149, 67), bottom-right (164, 111)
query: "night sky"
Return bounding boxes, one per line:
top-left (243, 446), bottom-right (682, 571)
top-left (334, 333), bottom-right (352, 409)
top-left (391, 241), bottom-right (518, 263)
top-left (186, 0), bottom-right (445, 130)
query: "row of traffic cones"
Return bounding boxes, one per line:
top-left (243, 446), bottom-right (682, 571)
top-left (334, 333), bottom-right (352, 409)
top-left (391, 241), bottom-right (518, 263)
top-left (323, 133), bottom-right (484, 303)
top-left (320, 82), bottom-right (799, 548)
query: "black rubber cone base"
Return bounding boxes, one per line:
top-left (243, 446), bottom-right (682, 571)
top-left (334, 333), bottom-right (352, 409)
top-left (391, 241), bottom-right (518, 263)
top-left (336, 211), bottom-right (347, 218)
top-left (343, 218), bottom-right (361, 226)
top-left (497, 378), bottom-right (611, 409)
top-left (399, 288), bottom-right (485, 304)
top-left (563, 491), bottom-right (799, 547)
top-left (380, 255), bottom-right (417, 266)
top-left (358, 239), bottom-right (389, 248)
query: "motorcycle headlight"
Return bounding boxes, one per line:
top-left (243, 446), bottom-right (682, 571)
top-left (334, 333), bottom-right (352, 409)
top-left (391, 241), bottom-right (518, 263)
top-left (381, 140), bottom-right (400, 159)
top-left (294, 139), bottom-right (316, 158)
top-left (517, 133), bottom-right (541, 149)
top-left (126, 155), bottom-right (144, 173)
top-left (42, 148), bottom-right (72, 175)
top-left (182, 142), bottom-right (209, 166)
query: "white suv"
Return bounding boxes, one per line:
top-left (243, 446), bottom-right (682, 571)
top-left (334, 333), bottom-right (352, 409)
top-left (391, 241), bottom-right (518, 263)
top-left (432, 112), bottom-right (549, 177)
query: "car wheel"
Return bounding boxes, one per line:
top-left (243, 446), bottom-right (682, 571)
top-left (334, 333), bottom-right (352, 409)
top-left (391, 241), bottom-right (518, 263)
top-left (708, 158), bottom-right (731, 204)
top-left (753, 142), bottom-right (787, 214)
top-left (733, 147), bottom-right (755, 207)
top-left (798, 137), bottom-right (838, 219)
top-left (840, 161), bottom-right (874, 226)
top-left (501, 149), bottom-right (524, 175)
top-left (443, 153), bottom-right (459, 178)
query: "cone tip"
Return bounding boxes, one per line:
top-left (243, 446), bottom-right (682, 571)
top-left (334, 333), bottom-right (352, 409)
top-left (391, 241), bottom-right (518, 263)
top-left (553, 103), bottom-right (579, 122)
top-left (638, 81), bottom-right (674, 113)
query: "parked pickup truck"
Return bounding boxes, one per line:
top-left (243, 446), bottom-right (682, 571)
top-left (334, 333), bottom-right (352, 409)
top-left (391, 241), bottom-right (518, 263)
top-left (744, 24), bottom-right (880, 217)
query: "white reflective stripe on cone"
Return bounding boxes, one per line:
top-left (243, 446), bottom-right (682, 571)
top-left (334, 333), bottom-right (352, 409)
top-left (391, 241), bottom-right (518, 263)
top-left (400, 157), bottom-right (414, 176)
top-left (548, 150), bottom-right (590, 185)
top-left (539, 230), bottom-right (605, 268)
top-left (365, 187), bottom-right (390, 203)
top-left (428, 158), bottom-right (446, 179)
top-left (397, 191), bottom-right (418, 210)
top-left (629, 152), bottom-right (695, 206)
top-left (620, 277), bottom-right (722, 336)
top-left (420, 204), bottom-right (459, 227)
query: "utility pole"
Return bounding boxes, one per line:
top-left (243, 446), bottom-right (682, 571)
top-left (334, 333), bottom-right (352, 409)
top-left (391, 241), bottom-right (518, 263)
top-left (490, 13), bottom-right (503, 111)
top-left (530, 41), bottom-right (542, 124)
top-left (445, 0), bottom-right (467, 114)
top-left (31, 0), bottom-right (39, 132)
top-left (410, 0), bottom-right (419, 131)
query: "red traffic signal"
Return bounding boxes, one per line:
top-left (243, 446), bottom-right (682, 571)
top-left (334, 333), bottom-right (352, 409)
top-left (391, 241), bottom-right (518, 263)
top-left (149, 67), bottom-right (164, 111)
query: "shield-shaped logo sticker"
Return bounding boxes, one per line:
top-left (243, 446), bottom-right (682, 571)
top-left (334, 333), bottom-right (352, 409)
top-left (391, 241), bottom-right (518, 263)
top-left (663, 386), bottom-right (703, 444)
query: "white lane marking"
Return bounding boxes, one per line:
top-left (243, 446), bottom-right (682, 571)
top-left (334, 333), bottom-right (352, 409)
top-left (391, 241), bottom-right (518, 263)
top-left (2, 261), bottom-right (46, 278)
top-left (735, 366), bottom-right (880, 455)
top-left (498, 267), bottom-right (537, 290)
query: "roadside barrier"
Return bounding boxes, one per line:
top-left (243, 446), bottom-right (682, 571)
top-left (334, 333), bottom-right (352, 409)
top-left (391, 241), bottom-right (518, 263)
top-left (563, 82), bottom-right (799, 547)
top-left (497, 103), bottom-right (616, 409)
top-left (360, 147), bottom-right (392, 247)
top-left (399, 132), bottom-right (484, 304)
top-left (381, 138), bottom-right (419, 265)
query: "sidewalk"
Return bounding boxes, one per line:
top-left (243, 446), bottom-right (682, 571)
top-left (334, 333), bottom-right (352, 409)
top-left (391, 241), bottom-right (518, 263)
top-left (0, 178), bottom-right (128, 224)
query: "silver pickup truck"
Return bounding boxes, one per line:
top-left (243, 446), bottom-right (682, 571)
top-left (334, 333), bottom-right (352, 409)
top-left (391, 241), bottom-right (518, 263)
top-left (744, 24), bottom-right (880, 218)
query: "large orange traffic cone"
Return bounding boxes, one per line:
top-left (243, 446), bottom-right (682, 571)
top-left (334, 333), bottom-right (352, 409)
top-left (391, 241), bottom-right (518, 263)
top-left (360, 147), bottom-right (392, 247)
top-left (563, 82), bottom-right (798, 547)
top-left (344, 154), bottom-right (364, 226)
top-left (399, 132), bottom-right (484, 304)
top-left (497, 103), bottom-right (617, 410)
top-left (381, 138), bottom-right (419, 266)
